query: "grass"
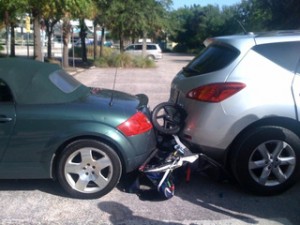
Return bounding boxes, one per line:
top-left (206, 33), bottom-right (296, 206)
top-left (94, 51), bottom-right (155, 68)
top-left (73, 46), bottom-right (156, 68)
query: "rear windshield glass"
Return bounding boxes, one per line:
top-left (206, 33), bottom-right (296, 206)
top-left (147, 45), bottom-right (157, 50)
top-left (183, 44), bottom-right (240, 77)
top-left (49, 70), bottom-right (82, 93)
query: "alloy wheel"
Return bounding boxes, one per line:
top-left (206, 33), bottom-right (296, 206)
top-left (248, 140), bottom-right (296, 187)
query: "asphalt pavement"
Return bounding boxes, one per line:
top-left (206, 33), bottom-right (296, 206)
top-left (0, 53), bottom-right (299, 225)
top-left (74, 53), bottom-right (192, 110)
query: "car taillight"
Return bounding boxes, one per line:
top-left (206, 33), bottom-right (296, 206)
top-left (187, 82), bottom-right (246, 103)
top-left (117, 112), bottom-right (153, 136)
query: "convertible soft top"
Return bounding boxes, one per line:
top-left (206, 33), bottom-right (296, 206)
top-left (0, 58), bottom-right (89, 104)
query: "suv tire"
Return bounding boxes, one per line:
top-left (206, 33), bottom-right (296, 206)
top-left (231, 126), bottom-right (300, 195)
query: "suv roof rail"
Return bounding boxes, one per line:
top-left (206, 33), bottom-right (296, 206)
top-left (255, 30), bottom-right (300, 37)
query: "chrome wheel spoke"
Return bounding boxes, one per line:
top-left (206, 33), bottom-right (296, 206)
top-left (75, 177), bottom-right (90, 191)
top-left (258, 167), bottom-right (271, 185)
top-left (279, 156), bottom-right (296, 166)
top-left (65, 162), bottom-right (82, 174)
top-left (257, 144), bottom-right (270, 160)
top-left (272, 167), bottom-right (287, 183)
top-left (249, 159), bottom-right (266, 169)
top-left (96, 156), bottom-right (112, 170)
top-left (273, 141), bottom-right (285, 158)
top-left (93, 174), bottom-right (109, 188)
top-left (80, 149), bottom-right (94, 164)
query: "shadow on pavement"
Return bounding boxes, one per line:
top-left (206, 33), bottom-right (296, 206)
top-left (119, 168), bottom-right (300, 225)
top-left (0, 179), bottom-right (69, 198)
top-left (98, 201), bottom-right (182, 225)
top-left (172, 172), bottom-right (299, 225)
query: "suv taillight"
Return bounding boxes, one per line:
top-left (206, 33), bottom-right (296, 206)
top-left (187, 82), bottom-right (246, 103)
top-left (117, 112), bottom-right (153, 136)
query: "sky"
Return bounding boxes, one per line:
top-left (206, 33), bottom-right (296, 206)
top-left (172, 0), bottom-right (241, 9)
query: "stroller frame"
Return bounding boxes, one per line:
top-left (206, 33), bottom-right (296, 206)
top-left (138, 135), bottom-right (199, 199)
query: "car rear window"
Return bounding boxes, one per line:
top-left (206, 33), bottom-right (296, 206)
top-left (147, 45), bottom-right (157, 50)
top-left (182, 44), bottom-right (240, 77)
top-left (49, 70), bottom-right (82, 93)
top-left (253, 42), bottom-right (300, 72)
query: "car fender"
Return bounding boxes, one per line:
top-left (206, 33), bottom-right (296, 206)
top-left (44, 122), bottom-right (138, 177)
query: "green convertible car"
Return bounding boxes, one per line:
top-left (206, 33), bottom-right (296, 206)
top-left (0, 58), bottom-right (156, 199)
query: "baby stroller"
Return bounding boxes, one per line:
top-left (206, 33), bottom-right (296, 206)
top-left (137, 102), bottom-right (199, 199)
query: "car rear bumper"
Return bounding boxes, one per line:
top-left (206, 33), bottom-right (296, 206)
top-left (125, 129), bottom-right (157, 172)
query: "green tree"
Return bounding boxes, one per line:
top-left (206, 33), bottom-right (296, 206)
top-left (77, 2), bottom-right (97, 63)
top-left (0, 0), bottom-right (27, 57)
top-left (61, 0), bottom-right (94, 67)
top-left (219, 5), bottom-right (244, 35)
top-left (93, 0), bottom-right (110, 58)
top-left (169, 5), bottom-right (207, 51)
top-left (43, 1), bottom-right (64, 59)
top-left (199, 5), bottom-right (224, 38)
top-left (27, 0), bottom-right (51, 61)
top-left (2, 0), bottom-right (65, 61)
top-left (254, 0), bottom-right (300, 29)
top-left (78, 18), bottom-right (89, 62)
top-left (106, 0), bottom-right (170, 52)
top-left (235, 0), bottom-right (270, 32)
top-left (233, 0), bottom-right (300, 32)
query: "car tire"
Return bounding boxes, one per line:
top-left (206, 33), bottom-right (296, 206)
top-left (146, 55), bottom-right (155, 60)
top-left (231, 126), bottom-right (300, 195)
top-left (57, 139), bottom-right (122, 199)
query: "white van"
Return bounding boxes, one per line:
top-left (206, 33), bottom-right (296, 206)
top-left (125, 43), bottom-right (163, 60)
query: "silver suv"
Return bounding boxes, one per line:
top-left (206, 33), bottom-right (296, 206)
top-left (125, 43), bottom-right (162, 60)
top-left (169, 31), bottom-right (300, 195)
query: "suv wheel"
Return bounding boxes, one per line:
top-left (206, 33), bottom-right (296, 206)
top-left (231, 126), bottom-right (300, 195)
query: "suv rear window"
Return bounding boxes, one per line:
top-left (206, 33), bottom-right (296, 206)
top-left (182, 44), bottom-right (240, 77)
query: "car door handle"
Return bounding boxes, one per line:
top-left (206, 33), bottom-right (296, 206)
top-left (0, 116), bottom-right (12, 123)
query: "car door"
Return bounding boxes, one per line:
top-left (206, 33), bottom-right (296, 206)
top-left (259, 41), bottom-right (300, 121)
top-left (0, 80), bottom-right (16, 159)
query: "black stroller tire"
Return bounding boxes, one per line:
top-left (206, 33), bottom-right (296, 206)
top-left (151, 102), bottom-right (184, 135)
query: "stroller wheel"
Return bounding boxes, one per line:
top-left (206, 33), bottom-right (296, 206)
top-left (151, 102), bottom-right (185, 135)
